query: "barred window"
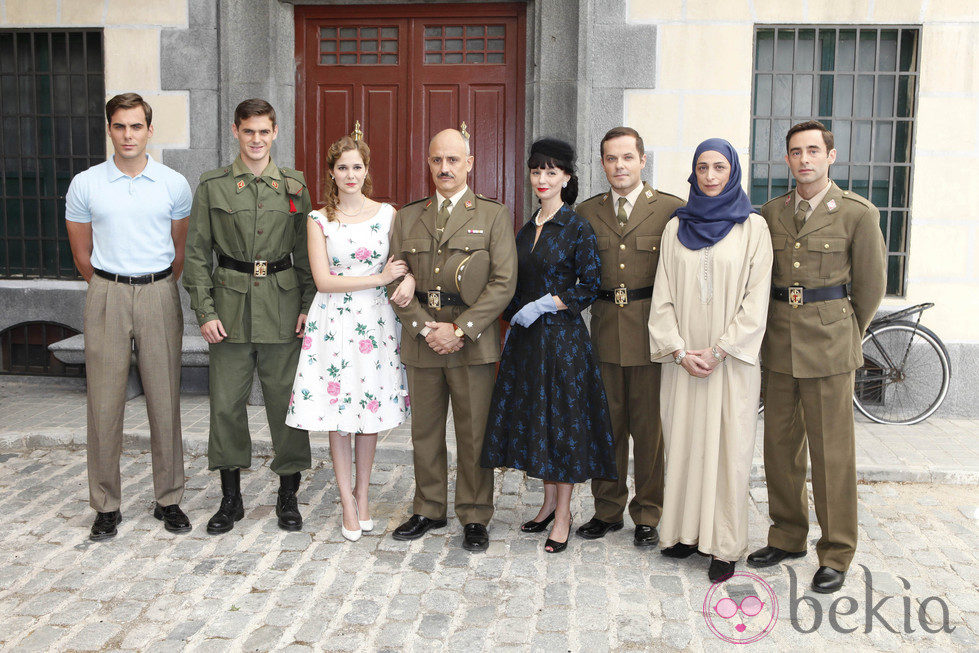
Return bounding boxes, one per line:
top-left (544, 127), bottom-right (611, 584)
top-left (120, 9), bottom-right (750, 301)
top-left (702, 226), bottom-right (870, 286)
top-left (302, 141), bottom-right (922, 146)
top-left (0, 29), bottom-right (105, 279)
top-left (750, 26), bottom-right (919, 295)
top-left (0, 322), bottom-right (83, 376)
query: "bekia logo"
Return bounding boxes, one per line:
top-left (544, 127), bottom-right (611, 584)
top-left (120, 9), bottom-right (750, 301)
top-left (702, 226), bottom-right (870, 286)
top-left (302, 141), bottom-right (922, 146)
top-left (703, 572), bottom-right (779, 643)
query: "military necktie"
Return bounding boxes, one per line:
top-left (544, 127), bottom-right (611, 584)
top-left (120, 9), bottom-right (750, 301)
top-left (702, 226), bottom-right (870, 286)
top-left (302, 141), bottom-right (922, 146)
top-left (436, 198), bottom-right (452, 237)
top-left (793, 200), bottom-right (811, 234)
top-left (616, 197), bottom-right (629, 227)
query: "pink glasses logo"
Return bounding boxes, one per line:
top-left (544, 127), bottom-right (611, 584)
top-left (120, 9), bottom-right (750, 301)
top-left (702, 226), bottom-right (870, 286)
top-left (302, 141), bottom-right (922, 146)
top-left (702, 572), bottom-right (779, 643)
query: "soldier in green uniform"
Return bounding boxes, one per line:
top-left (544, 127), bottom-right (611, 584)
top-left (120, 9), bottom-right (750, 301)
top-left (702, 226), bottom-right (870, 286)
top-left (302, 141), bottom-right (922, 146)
top-left (386, 129), bottom-right (517, 551)
top-left (183, 99), bottom-right (315, 534)
top-left (576, 127), bottom-right (684, 547)
top-left (747, 120), bottom-right (886, 593)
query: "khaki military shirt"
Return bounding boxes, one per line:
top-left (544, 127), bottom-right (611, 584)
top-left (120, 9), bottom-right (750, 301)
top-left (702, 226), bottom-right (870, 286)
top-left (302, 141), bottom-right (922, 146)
top-left (577, 182), bottom-right (685, 367)
top-left (388, 187), bottom-right (517, 368)
top-left (760, 181), bottom-right (887, 378)
top-left (183, 156), bottom-right (315, 344)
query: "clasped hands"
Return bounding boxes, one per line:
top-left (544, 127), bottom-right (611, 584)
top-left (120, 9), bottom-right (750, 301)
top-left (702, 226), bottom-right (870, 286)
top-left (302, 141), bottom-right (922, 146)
top-left (675, 346), bottom-right (726, 378)
top-left (424, 321), bottom-right (463, 355)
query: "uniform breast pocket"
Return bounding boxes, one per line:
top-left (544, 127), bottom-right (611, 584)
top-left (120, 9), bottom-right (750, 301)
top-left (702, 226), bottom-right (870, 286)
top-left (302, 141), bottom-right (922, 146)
top-left (808, 237), bottom-right (847, 278)
top-left (770, 235), bottom-right (789, 277)
top-left (446, 234), bottom-right (487, 253)
top-left (401, 238), bottom-right (432, 273)
top-left (635, 235), bottom-right (662, 277)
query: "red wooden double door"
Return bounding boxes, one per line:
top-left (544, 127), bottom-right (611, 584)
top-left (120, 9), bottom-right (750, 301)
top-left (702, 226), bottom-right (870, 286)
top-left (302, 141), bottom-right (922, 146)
top-left (295, 3), bottom-right (526, 226)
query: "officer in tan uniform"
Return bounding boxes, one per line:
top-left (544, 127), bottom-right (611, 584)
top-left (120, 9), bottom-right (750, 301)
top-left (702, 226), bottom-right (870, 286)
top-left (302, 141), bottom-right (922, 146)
top-left (183, 99), bottom-right (315, 535)
top-left (576, 127), bottom-right (684, 547)
top-left (387, 129), bottom-right (517, 551)
top-left (748, 120), bottom-right (886, 593)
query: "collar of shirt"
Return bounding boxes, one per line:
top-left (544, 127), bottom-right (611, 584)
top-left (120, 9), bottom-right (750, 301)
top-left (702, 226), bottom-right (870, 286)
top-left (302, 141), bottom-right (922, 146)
top-left (232, 155), bottom-right (282, 187)
top-left (435, 186), bottom-right (469, 211)
top-left (611, 183), bottom-right (644, 218)
top-left (794, 179), bottom-right (832, 218)
top-left (105, 153), bottom-right (158, 183)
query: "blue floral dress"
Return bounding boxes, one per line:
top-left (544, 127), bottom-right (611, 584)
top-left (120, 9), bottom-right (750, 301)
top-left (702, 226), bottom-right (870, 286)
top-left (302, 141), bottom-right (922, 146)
top-left (480, 205), bottom-right (616, 483)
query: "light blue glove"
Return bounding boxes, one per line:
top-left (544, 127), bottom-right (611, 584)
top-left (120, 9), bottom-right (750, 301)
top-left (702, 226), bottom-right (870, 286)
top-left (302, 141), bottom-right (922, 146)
top-left (510, 294), bottom-right (558, 328)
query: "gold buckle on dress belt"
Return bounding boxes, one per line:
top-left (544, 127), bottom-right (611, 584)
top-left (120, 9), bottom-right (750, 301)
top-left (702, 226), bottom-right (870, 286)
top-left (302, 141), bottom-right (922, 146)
top-left (788, 285), bottom-right (804, 308)
top-left (427, 290), bottom-right (442, 310)
top-left (253, 260), bottom-right (268, 277)
top-left (613, 287), bottom-right (629, 307)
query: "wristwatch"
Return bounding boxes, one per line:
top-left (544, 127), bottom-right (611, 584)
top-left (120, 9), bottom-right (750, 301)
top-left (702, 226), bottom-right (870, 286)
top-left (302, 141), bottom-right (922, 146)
top-left (673, 350), bottom-right (687, 366)
top-left (452, 323), bottom-right (465, 338)
top-left (711, 345), bottom-right (725, 363)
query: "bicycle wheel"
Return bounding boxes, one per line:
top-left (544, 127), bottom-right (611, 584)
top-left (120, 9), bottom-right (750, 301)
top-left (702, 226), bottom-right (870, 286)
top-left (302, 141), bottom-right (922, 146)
top-left (853, 321), bottom-right (951, 425)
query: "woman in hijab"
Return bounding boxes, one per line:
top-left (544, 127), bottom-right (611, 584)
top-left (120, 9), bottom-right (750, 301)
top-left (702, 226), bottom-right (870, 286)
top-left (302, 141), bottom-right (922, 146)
top-left (647, 138), bottom-right (773, 582)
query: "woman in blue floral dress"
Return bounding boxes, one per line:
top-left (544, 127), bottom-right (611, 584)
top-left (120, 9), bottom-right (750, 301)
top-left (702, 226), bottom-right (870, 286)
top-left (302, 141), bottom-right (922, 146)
top-left (481, 138), bottom-right (616, 553)
top-left (286, 135), bottom-right (411, 541)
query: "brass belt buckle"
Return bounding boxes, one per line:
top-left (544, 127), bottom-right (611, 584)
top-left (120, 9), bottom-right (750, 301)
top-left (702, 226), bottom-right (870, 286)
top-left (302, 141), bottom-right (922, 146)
top-left (613, 287), bottom-right (629, 307)
top-left (788, 285), bottom-right (804, 308)
top-left (427, 290), bottom-right (442, 310)
top-left (253, 260), bottom-right (268, 277)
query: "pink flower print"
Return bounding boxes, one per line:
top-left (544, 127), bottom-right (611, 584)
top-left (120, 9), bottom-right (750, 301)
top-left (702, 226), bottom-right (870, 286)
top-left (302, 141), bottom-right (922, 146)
top-left (405, 395), bottom-right (411, 409)
top-left (358, 339), bottom-right (374, 354)
top-left (354, 247), bottom-right (371, 261)
top-left (302, 335), bottom-right (313, 350)
top-left (327, 381), bottom-right (341, 396)
top-left (289, 392), bottom-right (295, 407)
top-left (330, 398), bottom-right (339, 405)
top-left (367, 399), bottom-right (380, 413)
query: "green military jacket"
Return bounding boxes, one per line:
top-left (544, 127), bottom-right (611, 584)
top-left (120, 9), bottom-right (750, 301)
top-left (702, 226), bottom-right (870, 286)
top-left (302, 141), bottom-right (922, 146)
top-left (577, 183), bottom-right (685, 367)
top-left (760, 181), bottom-right (887, 378)
top-left (387, 187), bottom-right (517, 368)
top-left (183, 156), bottom-right (315, 344)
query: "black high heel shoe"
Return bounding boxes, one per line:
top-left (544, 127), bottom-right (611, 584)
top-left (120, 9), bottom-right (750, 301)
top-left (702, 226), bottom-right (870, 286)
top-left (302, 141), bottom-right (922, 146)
top-left (521, 510), bottom-right (556, 533)
top-left (544, 517), bottom-right (572, 553)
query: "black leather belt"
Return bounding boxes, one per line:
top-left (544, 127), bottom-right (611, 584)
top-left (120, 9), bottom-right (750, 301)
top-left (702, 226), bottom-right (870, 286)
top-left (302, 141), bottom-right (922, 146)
top-left (218, 254), bottom-right (292, 277)
top-left (772, 284), bottom-right (847, 306)
top-left (94, 267), bottom-right (172, 285)
top-left (597, 285), bottom-right (654, 306)
top-left (416, 290), bottom-right (465, 309)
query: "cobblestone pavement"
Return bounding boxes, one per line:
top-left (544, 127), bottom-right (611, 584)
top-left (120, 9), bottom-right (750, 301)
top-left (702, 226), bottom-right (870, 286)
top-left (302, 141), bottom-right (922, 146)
top-left (0, 447), bottom-right (977, 651)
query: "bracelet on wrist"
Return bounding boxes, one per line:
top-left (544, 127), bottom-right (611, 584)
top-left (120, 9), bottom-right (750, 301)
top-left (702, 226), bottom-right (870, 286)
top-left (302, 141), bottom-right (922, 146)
top-left (711, 345), bottom-right (725, 363)
top-left (673, 350), bottom-right (687, 366)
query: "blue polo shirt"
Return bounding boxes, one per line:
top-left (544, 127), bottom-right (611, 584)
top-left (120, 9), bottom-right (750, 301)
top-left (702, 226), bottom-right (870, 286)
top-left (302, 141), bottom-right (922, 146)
top-left (65, 155), bottom-right (192, 275)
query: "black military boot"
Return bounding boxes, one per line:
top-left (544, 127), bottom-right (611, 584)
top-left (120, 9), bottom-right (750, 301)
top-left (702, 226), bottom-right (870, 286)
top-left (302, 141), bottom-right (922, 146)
top-left (207, 469), bottom-right (244, 534)
top-left (276, 472), bottom-right (303, 531)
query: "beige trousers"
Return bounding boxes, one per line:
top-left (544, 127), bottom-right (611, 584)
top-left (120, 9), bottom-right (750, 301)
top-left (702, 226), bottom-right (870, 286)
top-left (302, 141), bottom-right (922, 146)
top-left (83, 273), bottom-right (184, 512)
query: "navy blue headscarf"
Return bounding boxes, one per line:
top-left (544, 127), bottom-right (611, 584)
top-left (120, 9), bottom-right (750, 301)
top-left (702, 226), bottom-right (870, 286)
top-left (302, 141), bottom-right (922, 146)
top-left (674, 138), bottom-right (754, 250)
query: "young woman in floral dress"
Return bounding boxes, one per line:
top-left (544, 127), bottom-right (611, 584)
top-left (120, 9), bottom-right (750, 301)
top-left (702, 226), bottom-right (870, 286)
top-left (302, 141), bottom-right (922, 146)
top-left (286, 135), bottom-right (413, 541)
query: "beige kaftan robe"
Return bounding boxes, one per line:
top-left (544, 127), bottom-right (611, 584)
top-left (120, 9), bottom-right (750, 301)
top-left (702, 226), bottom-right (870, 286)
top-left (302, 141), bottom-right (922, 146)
top-left (647, 214), bottom-right (773, 560)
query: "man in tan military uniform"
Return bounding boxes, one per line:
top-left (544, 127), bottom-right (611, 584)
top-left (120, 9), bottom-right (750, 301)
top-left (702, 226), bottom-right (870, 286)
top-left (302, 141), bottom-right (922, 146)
top-left (748, 120), bottom-right (886, 593)
top-left (183, 99), bottom-right (315, 534)
top-left (387, 129), bottom-right (517, 551)
top-left (576, 127), bottom-right (684, 547)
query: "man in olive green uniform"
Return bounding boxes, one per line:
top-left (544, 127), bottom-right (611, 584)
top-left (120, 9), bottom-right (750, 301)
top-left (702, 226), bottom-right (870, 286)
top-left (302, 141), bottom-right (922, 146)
top-left (576, 127), bottom-right (684, 547)
top-left (387, 129), bottom-right (517, 551)
top-left (183, 99), bottom-right (315, 534)
top-left (748, 120), bottom-right (886, 593)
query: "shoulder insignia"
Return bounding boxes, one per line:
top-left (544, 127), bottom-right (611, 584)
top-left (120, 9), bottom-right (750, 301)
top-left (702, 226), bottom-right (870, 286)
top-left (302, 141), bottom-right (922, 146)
top-left (840, 189), bottom-right (873, 207)
top-left (270, 180), bottom-right (279, 190)
top-left (644, 189), bottom-right (653, 199)
top-left (763, 191), bottom-right (792, 210)
top-left (826, 199), bottom-right (837, 211)
top-left (475, 194), bottom-right (503, 206)
top-left (464, 199), bottom-right (473, 208)
top-left (654, 190), bottom-right (684, 203)
top-left (403, 196), bottom-right (430, 208)
top-left (199, 167), bottom-right (231, 183)
top-left (236, 180), bottom-right (245, 190)
top-left (784, 196), bottom-right (791, 206)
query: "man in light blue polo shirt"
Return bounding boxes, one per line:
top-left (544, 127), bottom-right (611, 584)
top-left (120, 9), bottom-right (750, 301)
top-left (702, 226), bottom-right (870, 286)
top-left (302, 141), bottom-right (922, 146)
top-left (65, 93), bottom-right (193, 541)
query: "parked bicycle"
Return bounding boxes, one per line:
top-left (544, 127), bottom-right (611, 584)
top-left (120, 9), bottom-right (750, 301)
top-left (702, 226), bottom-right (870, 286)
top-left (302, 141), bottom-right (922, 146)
top-left (759, 303), bottom-right (951, 425)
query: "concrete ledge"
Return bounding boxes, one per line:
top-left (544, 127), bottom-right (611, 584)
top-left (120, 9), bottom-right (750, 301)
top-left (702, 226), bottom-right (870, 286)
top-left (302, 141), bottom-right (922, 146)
top-left (1, 429), bottom-right (975, 485)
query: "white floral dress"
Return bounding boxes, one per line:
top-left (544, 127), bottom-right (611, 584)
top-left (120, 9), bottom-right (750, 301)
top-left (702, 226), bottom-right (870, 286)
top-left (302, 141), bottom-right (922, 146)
top-left (286, 204), bottom-right (409, 433)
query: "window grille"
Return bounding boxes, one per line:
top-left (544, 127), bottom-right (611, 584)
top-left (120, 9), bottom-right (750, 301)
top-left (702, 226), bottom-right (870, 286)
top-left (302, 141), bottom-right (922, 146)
top-left (0, 29), bottom-right (105, 279)
top-left (0, 322), bottom-right (83, 376)
top-left (750, 26), bottom-right (919, 295)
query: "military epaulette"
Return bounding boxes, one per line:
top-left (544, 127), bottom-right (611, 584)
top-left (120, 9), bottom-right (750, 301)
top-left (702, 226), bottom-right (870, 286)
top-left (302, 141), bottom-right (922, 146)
top-left (762, 191), bottom-right (792, 209)
top-left (475, 193), bottom-right (503, 206)
top-left (402, 196), bottom-right (430, 208)
top-left (199, 167), bottom-right (231, 183)
top-left (653, 189), bottom-right (684, 202)
top-left (280, 168), bottom-right (307, 196)
top-left (580, 191), bottom-right (605, 204)
top-left (840, 189), bottom-right (874, 208)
